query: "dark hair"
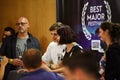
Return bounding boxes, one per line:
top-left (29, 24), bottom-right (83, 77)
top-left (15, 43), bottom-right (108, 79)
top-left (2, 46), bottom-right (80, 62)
top-left (22, 48), bottom-right (42, 69)
top-left (100, 22), bottom-right (120, 43)
top-left (49, 22), bottom-right (64, 31)
top-left (63, 50), bottom-right (100, 79)
top-left (57, 25), bottom-right (77, 44)
top-left (95, 28), bottom-right (99, 34)
top-left (4, 27), bottom-right (15, 36)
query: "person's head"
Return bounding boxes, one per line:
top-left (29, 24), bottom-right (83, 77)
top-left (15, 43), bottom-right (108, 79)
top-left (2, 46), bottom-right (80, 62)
top-left (63, 51), bottom-right (100, 80)
top-left (16, 17), bottom-right (30, 34)
top-left (2, 27), bottom-right (15, 41)
top-left (57, 25), bottom-right (77, 44)
top-left (22, 48), bottom-right (42, 70)
top-left (99, 22), bottom-right (120, 45)
top-left (49, 22), bottom-right (63, 42)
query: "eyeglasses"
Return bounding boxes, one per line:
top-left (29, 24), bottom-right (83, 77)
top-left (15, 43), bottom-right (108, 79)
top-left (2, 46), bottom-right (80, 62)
top-left (16, 22), bottom-right (27, 26)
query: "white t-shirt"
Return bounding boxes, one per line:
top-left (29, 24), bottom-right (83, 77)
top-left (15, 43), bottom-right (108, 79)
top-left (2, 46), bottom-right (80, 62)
top-left (42, 42), bottom-right (66, 65)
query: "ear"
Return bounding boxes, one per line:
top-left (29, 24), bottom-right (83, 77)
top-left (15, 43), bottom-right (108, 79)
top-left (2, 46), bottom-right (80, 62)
top-left (28, 24), bottom-right (30, 28)
top-left (105, 29), bottom-right (110, 36)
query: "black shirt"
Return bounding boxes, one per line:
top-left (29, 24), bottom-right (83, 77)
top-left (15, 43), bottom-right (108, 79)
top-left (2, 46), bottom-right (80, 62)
top-left (63, 45), bottom-right (83, 63)
top-left (105, 43), bottom-right (120, 80)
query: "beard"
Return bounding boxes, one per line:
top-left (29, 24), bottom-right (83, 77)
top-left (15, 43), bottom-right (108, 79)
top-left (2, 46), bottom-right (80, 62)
top-left (19, 29), bottom-right (26, 34)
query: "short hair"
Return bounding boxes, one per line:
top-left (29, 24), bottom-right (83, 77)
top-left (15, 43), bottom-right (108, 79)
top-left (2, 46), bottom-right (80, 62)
top-left (22, 48), bottom-right (42, 69)
top-left (49, 22), bottom-right (63, 31)
top-left (100, 22), bottom-right (120, 43)
top-left (57, 25), bottom-right (77, 44)
top-left (4, 27), bottom-right (15, 36)
top-left (63, 50), bottom-right (100, 79)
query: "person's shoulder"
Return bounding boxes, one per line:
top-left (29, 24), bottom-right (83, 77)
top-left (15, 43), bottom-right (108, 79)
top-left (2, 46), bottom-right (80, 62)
top-left (109, 43), bottom-right (120, 50)
top-left (3, 36), bottom-right (15, 43)
top-left (72, 43), bottom-right (84, 54)
top-left (107, 43), bottom-right (120, 56)
top-left (49, 42), bottom-right (66, 49)
top-left (18, 69), bottom-right (46, 80)
top-left (48, 42), bottom-right (58, 47)
top-left (74, 45), bottom-right (83, 50)
top-left (48, 72), bottom-right (64, 80)
top-left (73, 42), bottom-right (83, 49)
top-left (28, 33), bottom-right (37, 39)
top-left (18, 72), bottom-right (29, 80)
top-left (28, 33), bottom-right (39, 42)
top-left (46, 42), bottom-right (58, 51)
top-left (73, 43), bottom-right (83, 50)
top-left (49, 41), bottom-right (57, 45)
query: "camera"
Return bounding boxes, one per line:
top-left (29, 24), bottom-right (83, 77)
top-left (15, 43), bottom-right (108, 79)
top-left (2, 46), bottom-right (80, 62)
top-left (0, 56), bottom-right (3, 62)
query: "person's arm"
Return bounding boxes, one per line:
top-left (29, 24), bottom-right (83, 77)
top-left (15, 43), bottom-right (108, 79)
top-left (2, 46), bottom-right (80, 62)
top-left (51, 61), bottom-right (64, 73)
top-left (52, 67), bottom-right (64, 73)
top-left (42, 43), bottom-right (52, 66)
top-left (0, 56), bottom-right (8, 80)
top-left (8, 58), bottom-right (23, 67)
top-left (41, 61), bottom-right (64, 73)
top-left (42, 58), bottom-right (64, 73)
top-left (0, 37), bottom-right (8, 56)
top-left (41, 62), bottom-right (52, 72)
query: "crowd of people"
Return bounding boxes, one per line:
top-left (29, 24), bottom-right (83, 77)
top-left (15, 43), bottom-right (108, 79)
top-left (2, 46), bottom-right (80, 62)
top-left (0, 17), bottom-right (120, 80)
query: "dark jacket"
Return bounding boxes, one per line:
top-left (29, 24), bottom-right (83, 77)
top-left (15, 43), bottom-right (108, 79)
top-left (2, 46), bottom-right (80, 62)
top-left (105, 43), bottom-right (120, 80)
top-left (0, 33), bottom-right (41, 80)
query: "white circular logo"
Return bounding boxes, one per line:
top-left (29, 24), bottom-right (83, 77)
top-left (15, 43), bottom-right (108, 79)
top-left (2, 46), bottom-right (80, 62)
top-left (81, 0), bottom-right (112, 40)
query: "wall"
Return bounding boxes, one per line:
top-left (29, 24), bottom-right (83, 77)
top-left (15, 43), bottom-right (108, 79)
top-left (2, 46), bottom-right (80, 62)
top-left (0, 0), bottom-right (56, 53)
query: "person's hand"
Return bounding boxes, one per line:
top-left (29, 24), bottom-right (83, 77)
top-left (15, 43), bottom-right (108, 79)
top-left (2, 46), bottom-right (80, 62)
top-left (17, 69), bottom-right (28, 73)
top-left (12, 58), bottom-right (23, 67)
top-left (1, 56), bottom-right (8, 67)
top-left (41, 62), bottom-right (52, 72)
top-left (51, 64), bottom-right (59, 69)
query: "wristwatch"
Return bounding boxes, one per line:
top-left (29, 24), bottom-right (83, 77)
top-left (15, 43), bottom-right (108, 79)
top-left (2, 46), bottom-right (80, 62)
top-left (9, 59), bottom-right (13, 64)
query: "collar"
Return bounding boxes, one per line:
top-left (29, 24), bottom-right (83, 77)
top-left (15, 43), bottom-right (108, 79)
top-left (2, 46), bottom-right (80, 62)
top-left (25, 68), bottom-right (46, 75)
top-left (14, 32), bottom-right (33, 41)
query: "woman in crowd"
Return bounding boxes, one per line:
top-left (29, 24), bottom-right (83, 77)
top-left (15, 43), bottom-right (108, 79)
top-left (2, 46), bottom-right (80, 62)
top-left (0, 56), bottom-right (8, 80)
top-left (99, 22), bottom-right (120, 80)
top-left (57, 25), bottom-right (83, 61)
top-left (51, 25), bottom-right (83, 73)
top-left (57, 25), bottom-right (83, 68)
